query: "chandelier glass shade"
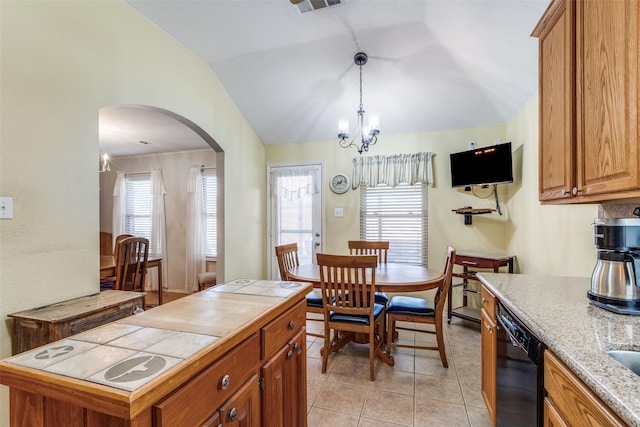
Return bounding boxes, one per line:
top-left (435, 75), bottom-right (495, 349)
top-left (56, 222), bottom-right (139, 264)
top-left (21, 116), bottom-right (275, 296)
top-left (338, 52), bottom-right (380, 154)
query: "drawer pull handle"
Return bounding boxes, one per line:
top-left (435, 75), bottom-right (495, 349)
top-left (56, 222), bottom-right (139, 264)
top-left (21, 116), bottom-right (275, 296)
top-left (288, 321), bottom-right (295, 330)
top-left (220, 374), bottom-right (231, 390)
top-left (287, 350), bottom-right (294, 360)
top-left (229, 408), bottom-right (238, 421)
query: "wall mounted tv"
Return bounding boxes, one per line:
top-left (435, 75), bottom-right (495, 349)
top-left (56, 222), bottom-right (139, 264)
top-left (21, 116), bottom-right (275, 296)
top-left (450, 142), bottom-right (513, 188)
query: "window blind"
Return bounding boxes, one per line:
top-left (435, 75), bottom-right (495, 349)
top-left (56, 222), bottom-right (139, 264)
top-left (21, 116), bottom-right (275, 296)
top-left (124, 173), bottom-right (152, 241)
top-left (202, 169), bottom-right (217, 258)
top-left (360, 183), bottom-right (428, 266)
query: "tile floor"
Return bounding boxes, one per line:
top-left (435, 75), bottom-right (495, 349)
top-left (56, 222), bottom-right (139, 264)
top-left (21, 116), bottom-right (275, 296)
top-left (304, 314), bottom-right (492, 427)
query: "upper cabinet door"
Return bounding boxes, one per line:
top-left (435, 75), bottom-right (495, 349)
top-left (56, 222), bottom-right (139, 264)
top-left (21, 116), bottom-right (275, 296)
top-left (576, 0), bottom-right (640, 198)
top-left (534, 0), bottom-right (576, 202)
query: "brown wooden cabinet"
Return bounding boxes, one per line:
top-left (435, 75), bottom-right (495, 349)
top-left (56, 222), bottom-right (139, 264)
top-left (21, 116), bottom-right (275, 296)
top-left (480, 285), bottom-right (497, 426)
top-left (544, 350), bottom-right (626, 426)
top-left (533, 0), bottom-right (640, 203)
top-left (261, 329), bottom-right (306, 427)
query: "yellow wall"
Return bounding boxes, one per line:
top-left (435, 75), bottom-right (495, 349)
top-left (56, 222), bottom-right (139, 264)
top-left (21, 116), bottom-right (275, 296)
top-left (0, 3), bottom-right (265, 424)
top-left (505, 95), bottom-right (597, 275)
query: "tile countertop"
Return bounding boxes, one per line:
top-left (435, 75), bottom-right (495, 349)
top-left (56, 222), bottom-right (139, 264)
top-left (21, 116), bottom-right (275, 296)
top-left (2, 279), bottom-right (311, 393)
top-left (477, 273), bottom-right (640, 427)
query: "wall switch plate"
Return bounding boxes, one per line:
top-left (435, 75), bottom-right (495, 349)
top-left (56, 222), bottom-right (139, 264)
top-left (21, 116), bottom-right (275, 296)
top-left (0, 197), bottom-right (13, 219)
top-left (334, 207), bottom-right (344, 218)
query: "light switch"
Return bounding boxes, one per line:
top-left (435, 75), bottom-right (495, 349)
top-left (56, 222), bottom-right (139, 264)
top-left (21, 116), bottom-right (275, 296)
top-left (334, 207), bottom-right (344, 218)
top-left (0, 197), bottom-right (13, 219)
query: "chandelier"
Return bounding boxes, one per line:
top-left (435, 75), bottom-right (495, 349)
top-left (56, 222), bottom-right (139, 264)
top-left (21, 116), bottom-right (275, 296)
top-left (338, 52), bottom-right (380, 154)
top-left (99, 153), bottom-right (111, 173)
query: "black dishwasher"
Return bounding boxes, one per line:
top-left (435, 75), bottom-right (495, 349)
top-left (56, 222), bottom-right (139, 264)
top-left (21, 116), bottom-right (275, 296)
top-left (496, 302), bottom-right (546, 427)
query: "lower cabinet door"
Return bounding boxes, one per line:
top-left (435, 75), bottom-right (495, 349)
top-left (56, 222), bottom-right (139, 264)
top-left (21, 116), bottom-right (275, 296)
top-left (544, 398), bottom-right (569, 427)
top-left (261, 329), bottom-right (307, 427)
top-left (481, 308), bottom-right (497, 425)
top-left (219, 374), bottom-right (261, 427)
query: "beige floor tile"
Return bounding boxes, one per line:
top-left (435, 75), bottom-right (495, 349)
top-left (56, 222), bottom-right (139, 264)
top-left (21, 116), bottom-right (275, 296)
top-left (362, 389), bottom-right (414, 426)
top-left (414, 397), bottom-right (470, 427)
top-left (371, 365), bottom-right (415, 395)
top-left (414, 374), bottom-right (464, 404)
top-left (307, 377), bottom-right (326, 406)
top-left (387, 352), bottom-right (415, 373)
top-left (308, 407), bottom-right (360, 427)
top-left (314, 381), bottom-right (368, 415)
top-left (466, 405), bottom-right (493, 427)
top-left (307, 355), bottom-right (336, 381)
top-left (459, 379), bottom-right (485, 408)
top-left (414, 355), bottom-right (457, 379)
top-left (329, 360), bottom-right (379, 387)
top-left (358, 417), bottom-right (407, 426)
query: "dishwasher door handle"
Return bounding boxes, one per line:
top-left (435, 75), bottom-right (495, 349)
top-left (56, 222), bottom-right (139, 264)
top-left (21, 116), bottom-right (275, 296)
top-left (498, 315), bottom-right (527, 353)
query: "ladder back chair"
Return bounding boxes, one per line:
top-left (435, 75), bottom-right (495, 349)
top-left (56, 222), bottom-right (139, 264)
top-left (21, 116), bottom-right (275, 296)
top-left (386, 246), bottom-right (456, 367)
top-left (317, 253), bottom-right (386, 381)
top-left (275, 243), bottom-right (324, 338)
top-left (348, 240), bottom-right (390, 306)
top-left (114, 237), bottom-right (150, 304)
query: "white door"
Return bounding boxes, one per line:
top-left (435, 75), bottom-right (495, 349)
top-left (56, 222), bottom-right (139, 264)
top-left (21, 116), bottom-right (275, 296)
top-left (268, 162), bottom-right (323, 279)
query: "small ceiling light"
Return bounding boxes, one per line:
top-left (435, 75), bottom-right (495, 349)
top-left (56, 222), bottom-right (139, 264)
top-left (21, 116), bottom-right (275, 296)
top-left (338, 52), bottom-right (380, 154)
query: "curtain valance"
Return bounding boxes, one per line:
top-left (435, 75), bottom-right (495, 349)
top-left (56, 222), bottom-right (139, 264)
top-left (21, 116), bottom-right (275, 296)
top-left (351, 152), bottom-right (434, 188)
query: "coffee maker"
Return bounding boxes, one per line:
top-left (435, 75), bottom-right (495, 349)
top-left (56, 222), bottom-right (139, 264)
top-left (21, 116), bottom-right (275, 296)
top-left (589, 216), bottom-right (640, 314)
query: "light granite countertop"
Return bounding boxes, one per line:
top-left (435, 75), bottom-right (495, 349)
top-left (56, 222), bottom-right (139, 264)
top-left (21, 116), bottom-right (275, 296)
top-left (477, 273), bottom-right (640, 427)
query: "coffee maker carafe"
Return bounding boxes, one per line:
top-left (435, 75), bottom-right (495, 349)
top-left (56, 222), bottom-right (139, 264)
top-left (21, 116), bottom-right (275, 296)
top-left (589, 217), bottom-right (640, 314)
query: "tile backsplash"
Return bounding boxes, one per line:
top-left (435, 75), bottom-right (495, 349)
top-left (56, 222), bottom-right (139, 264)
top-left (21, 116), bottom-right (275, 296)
top-left (598, 203), bottom-right (640, 218)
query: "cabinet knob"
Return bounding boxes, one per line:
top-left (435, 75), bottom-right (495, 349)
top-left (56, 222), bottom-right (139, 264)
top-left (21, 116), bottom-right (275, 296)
top-left (288, 321), bottom-right (295, 330)
top-left (482, 298), bottom-right (487, 305)
top-left (228, 408), bottom-right (238, 422)
top-left (220, 374), bottom-right (231, 390)
top-left (287, 350), bottom-right (294, 360)
top-left (484, 322), bottom-right (493, 333)
top-left (561, 188), bottom-right (568, 197)
top-left (294, 343), bottom-right (300, 351)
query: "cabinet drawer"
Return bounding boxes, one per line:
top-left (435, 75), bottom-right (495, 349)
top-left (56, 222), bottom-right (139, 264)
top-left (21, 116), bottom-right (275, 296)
top-left (481, 286), bottom-right (496, 319)
top-left (261, 300), bottom-right (306, 359)
top-left (456, 255), bottom-right (499, 269)
top-left (154, 333), bottom-right (260, 427)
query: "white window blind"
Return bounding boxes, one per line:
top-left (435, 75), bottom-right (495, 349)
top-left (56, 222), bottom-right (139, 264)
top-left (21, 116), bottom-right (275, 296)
top-left (202, 169), bottom-right (217, 258)
top-left (124, 173), bottom-right (152, 241)
top-left (360, 183), bottom-right (428, 266)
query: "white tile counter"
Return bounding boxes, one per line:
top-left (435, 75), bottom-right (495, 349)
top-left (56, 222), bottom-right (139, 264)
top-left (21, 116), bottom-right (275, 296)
top-left (478, 273), bottom-right (640, 427)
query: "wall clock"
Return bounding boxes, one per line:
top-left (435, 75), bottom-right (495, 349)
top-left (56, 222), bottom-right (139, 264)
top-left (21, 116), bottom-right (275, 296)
top-left (329, 173), bottom-right (350, 194)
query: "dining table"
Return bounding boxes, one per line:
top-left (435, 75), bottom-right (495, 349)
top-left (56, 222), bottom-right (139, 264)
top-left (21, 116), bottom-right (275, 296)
top-left (287, 262), bottom-right (444, 366)
top-left (100, 255), bottom-right (164, 305)
top-left (287, 262), bottom-right (444, 293)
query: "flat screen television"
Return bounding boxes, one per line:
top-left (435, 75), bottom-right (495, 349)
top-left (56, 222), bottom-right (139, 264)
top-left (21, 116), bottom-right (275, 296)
top-left (450, 142), bottom-right (513, 188)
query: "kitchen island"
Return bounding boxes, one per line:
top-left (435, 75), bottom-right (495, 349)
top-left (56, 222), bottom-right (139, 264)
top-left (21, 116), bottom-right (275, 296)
top-left (0, 279), bottom-right (312, 426)
top-left (478, 273), bottom-right (640, 427)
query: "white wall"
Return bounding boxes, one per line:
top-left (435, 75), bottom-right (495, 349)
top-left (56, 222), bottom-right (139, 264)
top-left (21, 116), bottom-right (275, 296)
top-left (100, 149), bottom-right (217, 292)
top-left (0, 3), bottom-right (265, 425)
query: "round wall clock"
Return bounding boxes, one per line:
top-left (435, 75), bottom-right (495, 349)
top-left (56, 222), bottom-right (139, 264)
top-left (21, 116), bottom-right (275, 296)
top-left (329, 173), bottom-right (350, 194)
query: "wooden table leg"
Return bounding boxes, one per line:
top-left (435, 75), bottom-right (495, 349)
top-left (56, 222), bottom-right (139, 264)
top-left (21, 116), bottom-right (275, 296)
top-left (157, 260), bottom-right (163, 305)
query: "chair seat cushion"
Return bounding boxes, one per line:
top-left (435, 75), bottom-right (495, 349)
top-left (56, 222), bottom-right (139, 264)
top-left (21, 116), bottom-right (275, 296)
top-left (329, 303), bottom-right (384, 325)
top-left (387, 295), bottom-right (435, 316)
top-left (374, 292), bottom-right (389, 304)
top-left (306, 289), bottom-right (323, 308)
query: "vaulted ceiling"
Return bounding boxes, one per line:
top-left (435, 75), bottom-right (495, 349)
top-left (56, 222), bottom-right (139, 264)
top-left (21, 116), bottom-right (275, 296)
top-left (100, 0), bottom-right (549, 156)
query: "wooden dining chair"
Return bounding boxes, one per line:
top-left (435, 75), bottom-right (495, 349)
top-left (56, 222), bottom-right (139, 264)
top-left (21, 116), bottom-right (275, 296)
top-left (114, 237), bottom-right (149, 298)
top-left (275, 243), bottom-right (324, 338)
top-left (100, 234), bottom-right (135, 288)
top-left (317, 253), bottom-right (384, 381)
top-left (385, 246), bottom-right (456, 367)
top-left (348, 240), bottom-right (390, 306)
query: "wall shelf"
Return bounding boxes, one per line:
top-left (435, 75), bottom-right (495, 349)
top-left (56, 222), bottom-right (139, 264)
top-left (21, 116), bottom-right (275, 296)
top-left (452, 207), bottom-right (496, 225)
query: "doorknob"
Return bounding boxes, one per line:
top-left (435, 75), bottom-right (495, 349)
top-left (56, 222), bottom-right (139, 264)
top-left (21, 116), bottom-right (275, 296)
top-left (314, 241), bottom-right (320, 247)
top-left (315, 232), bottom-right (320, 237)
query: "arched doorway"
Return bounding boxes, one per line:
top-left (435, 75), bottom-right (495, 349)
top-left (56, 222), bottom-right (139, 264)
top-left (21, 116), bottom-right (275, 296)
top-left (99, 105), bottom-right (225, 297)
